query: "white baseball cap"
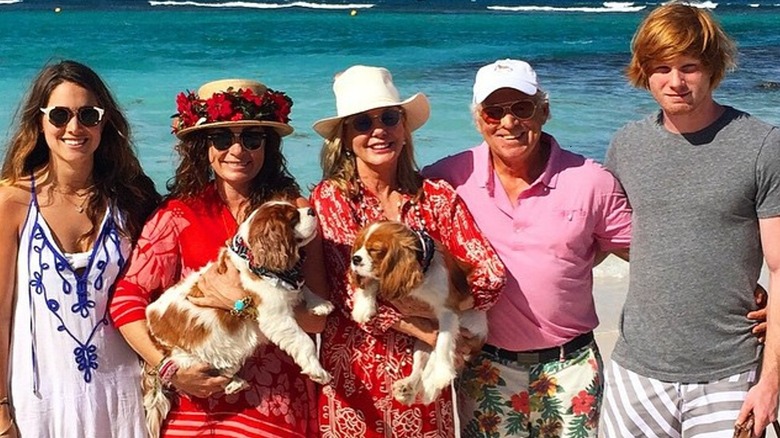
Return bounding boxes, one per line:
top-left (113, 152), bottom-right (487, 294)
top-left (472, 59), bottom-right (541, 105)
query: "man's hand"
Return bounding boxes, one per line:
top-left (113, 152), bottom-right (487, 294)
top-left (737, 379), bottom-right (779, 437)
top-left (748, 284), bottom-right (768, 343)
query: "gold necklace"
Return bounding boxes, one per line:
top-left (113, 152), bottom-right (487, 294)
top-left (53, 185), bottom-right (93, 214)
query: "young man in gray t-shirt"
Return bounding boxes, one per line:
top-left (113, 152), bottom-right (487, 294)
top-left (600, 3), bottom-right (780, 437)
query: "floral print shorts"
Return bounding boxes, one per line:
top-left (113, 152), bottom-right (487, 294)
top-left (457, 342), bottom-right (602, 438)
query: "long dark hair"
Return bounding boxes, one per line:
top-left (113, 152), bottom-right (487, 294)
top-left (0, 60), bottom-right (161, 243)
top-left (167, 127), bottom-right (300, 218)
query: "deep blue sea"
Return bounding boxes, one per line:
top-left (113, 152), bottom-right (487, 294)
top-left (1, 0), bottom-right (778, 192)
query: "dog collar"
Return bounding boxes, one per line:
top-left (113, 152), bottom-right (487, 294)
top-left (413, 229), bottom-right (435, 274)
top-left (228, 234), bottom-right (305, 291)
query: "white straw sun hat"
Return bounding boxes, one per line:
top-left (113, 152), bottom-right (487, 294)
top-left (312, 65), bottom-right (430, 139)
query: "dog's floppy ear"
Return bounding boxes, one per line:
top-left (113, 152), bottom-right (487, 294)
top-left (378, 240), bottom-right (424, 301)
top-left (249, 205), bottom-right (298, 272)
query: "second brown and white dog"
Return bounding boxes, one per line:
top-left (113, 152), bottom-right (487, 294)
top-left (143, 201), bottom-right (334, 438)
top-left (349, 220), bottom-right (487, 405)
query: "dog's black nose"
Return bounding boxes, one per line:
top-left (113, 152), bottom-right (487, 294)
top-left (306, 208), bottom-right (315, 217)
top-left (352, 255), bottom-right (362, 265)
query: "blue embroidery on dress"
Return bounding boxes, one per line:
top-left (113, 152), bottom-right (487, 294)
top-left (27, 214), bottom-right (124, 384)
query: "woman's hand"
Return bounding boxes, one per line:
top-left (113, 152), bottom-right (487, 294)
top-left (189, 256), bottom-right (245, 311)
top-left (170, 363), bottom-right (232, 399)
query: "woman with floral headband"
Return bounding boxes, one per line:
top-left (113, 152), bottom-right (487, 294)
top-left (310, 65), bottom-right (506, 437)
top-left (0, 60), bottom-right (160, 437)
top-left (109, 78), bottom-right (329, 437)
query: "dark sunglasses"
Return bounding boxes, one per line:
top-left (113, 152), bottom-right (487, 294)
top-left (349, 108), bottom-right (404, 133)
top-left (40, 106), bottom-right (105, 128)
top-left (207, 129), bottom-right (267, 151)
top-left (480, 100), bottom-right (537, 124)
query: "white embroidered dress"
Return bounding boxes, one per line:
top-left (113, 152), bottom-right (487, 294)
top-left (8, 185), bottom-right (146, 438)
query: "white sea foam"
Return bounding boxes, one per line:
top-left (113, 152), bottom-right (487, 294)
top-left (0, 0), bottom-right (22, 4)
top-left (148, 0), bottom-right (374, 9)
top-left (487, 2), bottom-right (645, 13)
top-left (679, 0), bottom-right (718, 9)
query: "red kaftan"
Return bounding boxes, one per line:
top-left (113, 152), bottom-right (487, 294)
top-left (310, 178), bottom-right (506, 438)
top-left (110, 184), bottom-right (317, 438)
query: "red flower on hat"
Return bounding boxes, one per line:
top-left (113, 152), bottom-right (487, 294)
top-left (268, 92), bottom-right (292, 123)
top-left (175, 91), bottom-right (200, 129)
top-left (241, 88), bottom-right (263, 106)
top-left (171, 86), bottom-right (294, 134)
top-left (206, 94), bottom-right (234, 121)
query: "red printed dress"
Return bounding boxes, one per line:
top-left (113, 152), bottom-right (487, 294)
top-left (110, 184), bottom-right (317, 438)
top-left (310, 178), bottom-right (506, 438)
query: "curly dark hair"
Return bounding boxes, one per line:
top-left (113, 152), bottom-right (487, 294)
top-left (167, 127), bottom-right (300, 217)
top-left (1, 60), bottom-right (161, 243)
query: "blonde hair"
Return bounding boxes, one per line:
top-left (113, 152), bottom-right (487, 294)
top-left (627, 2), bottom-right (736, 89)
top-left (319, 112), bottom-right (423, 199)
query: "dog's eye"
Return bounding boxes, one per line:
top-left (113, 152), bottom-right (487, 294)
top-left (368, 248), bottom-right (386, 257)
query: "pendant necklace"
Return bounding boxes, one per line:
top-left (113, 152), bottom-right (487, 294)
top-left (54, 185), bottom-right (93, 214)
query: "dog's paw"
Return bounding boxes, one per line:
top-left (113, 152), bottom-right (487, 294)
top-left (305, 368), bottom-right (332, 385)
top-left (392, 378), bottom-right (419, 406)
top-left (421, 367), bottom-right (456, 404)
top-left (224, 377), bottom-right (250, 395)
top-left (309, 300), bottom-right (335, 316)
top-left (351, 299), bottom-right (376, 323)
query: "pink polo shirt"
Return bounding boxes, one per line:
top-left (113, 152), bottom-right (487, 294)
top-left (424, 134), bottom-right (631, 351)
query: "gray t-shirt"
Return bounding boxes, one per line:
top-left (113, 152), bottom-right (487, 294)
top-left (605, 106), bottom-right (780, 382)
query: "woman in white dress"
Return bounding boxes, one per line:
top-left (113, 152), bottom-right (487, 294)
top-left (0, 60), bottom-right (161, 437)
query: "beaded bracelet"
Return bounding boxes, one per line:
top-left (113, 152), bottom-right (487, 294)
top-left (230, 296), bottom-right (258, 319)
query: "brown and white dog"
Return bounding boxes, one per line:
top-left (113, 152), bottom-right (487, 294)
top-left (349, 220), bottom-right (487, 405)
top-left (143, 201), bottom-right (334, 438)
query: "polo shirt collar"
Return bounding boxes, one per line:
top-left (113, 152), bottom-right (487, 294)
top-left (477, 132), bottom-right (563, 197)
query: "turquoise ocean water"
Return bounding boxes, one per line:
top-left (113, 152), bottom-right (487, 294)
top-left (1, 0), bottom-right (778, 193)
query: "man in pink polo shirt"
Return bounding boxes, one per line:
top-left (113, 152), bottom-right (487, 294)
top-left (424, 59), bottom-right (631, 438)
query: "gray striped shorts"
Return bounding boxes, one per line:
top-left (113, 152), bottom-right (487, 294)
top-left (600, 359), bottom-right (756, 437)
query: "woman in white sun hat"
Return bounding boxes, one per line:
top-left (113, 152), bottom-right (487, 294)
top-left (110, 78), bottom-right (329, 437)
top-left (309, 65), bottom-right (506, 437)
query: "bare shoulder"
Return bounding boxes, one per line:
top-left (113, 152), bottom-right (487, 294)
top-left (0, 182), bottom-right (31, 230)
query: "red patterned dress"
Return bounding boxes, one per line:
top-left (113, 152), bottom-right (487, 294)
top-left (110, 184), bottom-right (317, 438)
top-left (310, 178), bottom-right (506, 438)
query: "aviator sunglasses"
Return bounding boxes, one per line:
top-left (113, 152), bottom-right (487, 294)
top-left (349, 108), bottom-right (404, 133)
top-left (40, 106), bottom-right (105, 128)
top-left (480, 100), bottom-right (538, 124)
top-left (207, 129), bottom-right (267, 151)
